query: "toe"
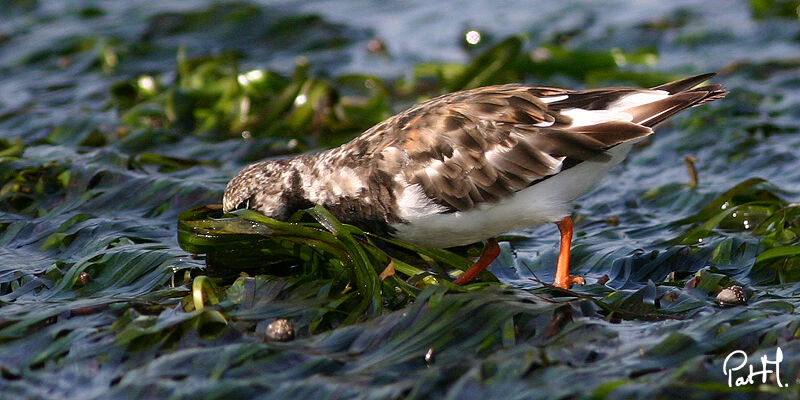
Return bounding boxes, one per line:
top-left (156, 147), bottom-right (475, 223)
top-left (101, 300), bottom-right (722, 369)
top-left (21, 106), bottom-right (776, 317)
top-left (553, 275), bottom-right (585, 289)
top-left (569, 276), bottom-right (585, 286)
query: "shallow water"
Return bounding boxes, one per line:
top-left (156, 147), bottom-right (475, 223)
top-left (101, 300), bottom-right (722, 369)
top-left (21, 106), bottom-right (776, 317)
top-left (1, 0), bottom-right (800, 398)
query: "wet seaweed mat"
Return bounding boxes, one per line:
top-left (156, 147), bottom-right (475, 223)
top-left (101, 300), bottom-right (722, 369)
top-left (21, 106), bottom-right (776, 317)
top-left (178, 204), bottom-right (481, 327)
top-left (169, 189), bottom-right (800, 398)
top-left (2, 0), bottom-right (800, 399)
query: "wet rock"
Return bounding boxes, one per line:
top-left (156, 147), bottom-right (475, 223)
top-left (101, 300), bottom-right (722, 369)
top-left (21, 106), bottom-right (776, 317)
top-left (265, 318), bottom-right (295, 342)
top-left (716, 285), bottom-right (747, 306)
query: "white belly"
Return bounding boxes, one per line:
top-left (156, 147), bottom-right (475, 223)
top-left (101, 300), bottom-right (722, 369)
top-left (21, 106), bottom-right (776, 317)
top-left (390, 142), bottom-right (635, 248)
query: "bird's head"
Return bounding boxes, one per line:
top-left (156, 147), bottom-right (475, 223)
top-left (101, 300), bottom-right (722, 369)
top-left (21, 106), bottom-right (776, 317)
top-left (222, 160), bottom-right (292, 217)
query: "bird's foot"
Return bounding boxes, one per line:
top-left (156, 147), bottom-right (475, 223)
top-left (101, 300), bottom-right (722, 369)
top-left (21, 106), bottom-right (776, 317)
top-left (552, 216), bottom-right (583, 289)
top-left (553, 275), bottom-right (585, 289)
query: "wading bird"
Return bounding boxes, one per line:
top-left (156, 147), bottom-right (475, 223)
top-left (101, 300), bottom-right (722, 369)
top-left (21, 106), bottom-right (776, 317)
top-left (223, 73), bottom-right (727, 288)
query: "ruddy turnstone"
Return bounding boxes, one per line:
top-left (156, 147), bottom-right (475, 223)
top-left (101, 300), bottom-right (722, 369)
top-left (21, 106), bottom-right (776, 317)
top-left (223, 73), bottom-right (727, 289)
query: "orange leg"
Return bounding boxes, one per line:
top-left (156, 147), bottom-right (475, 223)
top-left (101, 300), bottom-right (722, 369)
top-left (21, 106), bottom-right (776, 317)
top-left (453, 238), bottom-right (500, 285)
top-left (553, 216), bottom-right (585, 289)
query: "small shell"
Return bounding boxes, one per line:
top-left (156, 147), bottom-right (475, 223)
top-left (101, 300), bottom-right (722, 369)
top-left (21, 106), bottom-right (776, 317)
top-left (424, 348), bottom-right (435, 364)
top-left (716, 285), bottom-right (747, 306)
top-left (78, 272), bottom-right (91, 285)
top-left (265, 318), bottom-right (295, 342)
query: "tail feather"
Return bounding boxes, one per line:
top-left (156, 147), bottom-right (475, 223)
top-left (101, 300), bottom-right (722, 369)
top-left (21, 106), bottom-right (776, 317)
top-left (687, 83), bottom-right (728, 106)
top-left (650, 73), bottom-right (717, 94)
top-left (626, 74), bottom-right (728, 127)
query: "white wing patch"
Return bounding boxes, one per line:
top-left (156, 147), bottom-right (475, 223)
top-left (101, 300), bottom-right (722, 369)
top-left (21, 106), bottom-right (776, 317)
top-left (554, 90), bottom-right (671, 128)
top-left (536, 150), bottom-right (565, 173)
top-left (608, 91), bottom-right (669, 111)
top-left (539, 95), bottom-right (569, 103)
top-left (560, 109), bottom-right (633, 127)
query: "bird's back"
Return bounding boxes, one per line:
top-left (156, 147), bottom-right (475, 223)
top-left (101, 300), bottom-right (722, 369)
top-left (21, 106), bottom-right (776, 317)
top-left (223, 74), bottom-right (727, 245)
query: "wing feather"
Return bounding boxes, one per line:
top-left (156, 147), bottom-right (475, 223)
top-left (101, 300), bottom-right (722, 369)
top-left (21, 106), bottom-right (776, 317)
top-left (347, 75), bottom-right (726, 213)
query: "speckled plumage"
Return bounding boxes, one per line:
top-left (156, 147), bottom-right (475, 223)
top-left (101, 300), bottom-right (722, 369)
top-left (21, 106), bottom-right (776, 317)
top-left (223, 73), bottom-right (727, 247)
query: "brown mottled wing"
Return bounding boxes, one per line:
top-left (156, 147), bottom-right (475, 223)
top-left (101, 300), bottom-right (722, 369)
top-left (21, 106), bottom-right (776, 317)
top-left (377, 84), bottom-right (652, 212)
